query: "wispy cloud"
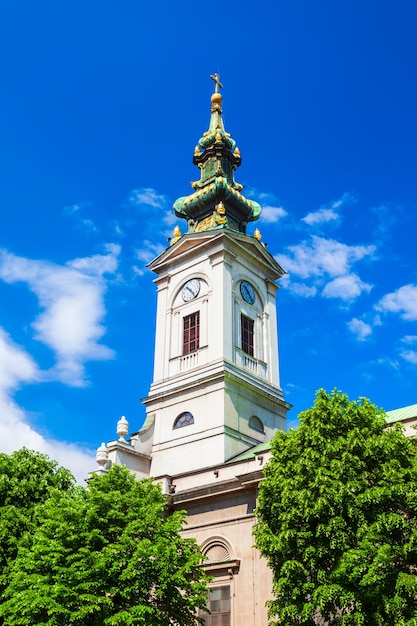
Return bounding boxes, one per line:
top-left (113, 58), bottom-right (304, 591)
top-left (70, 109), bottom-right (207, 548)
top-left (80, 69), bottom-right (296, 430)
top-left (62, 201), bottom-right (98, 233)
top-left (245, 189), bottom-right (287, 224)
top-left (276, 236), bottom-right (375, 302)
top-left (376, 284), bottom-right (417, 321)
top-left (302, 207), bottom-right (339, 226)
top-left (288, 282), bottom-right (317, 298)
top-left (62, 202), bottom-right (86, 215)
top-left (79, 218), bottom-right (98, 233)
top-left (322, 274), bottom-right (372, 301)
top-left (400, 349), bottom-right (417, 364)
top-left (0, 246), bottom-right (119, 386)
top-left (277, 236), bottom-right (375, 280)
top-left (0, 327), bottom-right (39, 390)
top-left (0, 327), bottom-right (94, 483)
top-left (128, 188), bottom-right (167, 209)
top-left (398, 335), bottom-right (417, 364)
top-left (133, 241), bottom-right (166, 276)
top-left (126, 187), bottom-right (177, 230)
top-left (0, 245), bottom-right (120, 482)
top-left (302, 192), bottom-right (355, 226)
top-left (371, 203), bottom-right (402, 244)
top-left (401, 335), bottom-right (417, 345)
top-left (261, 205), bottom-right (287, 223)
top-left (348, 317), bottom-right (373, 341)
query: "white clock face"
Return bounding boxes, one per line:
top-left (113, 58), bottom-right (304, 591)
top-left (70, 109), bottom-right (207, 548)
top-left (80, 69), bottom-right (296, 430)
top-left (181, 278), bottom-right (200, 302)
top-left (240, 281), bottom-right (255, 304)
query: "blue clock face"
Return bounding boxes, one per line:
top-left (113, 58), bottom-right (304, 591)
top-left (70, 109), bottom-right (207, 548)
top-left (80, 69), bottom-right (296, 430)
top-left (240, 281), bottom-right (255, 304)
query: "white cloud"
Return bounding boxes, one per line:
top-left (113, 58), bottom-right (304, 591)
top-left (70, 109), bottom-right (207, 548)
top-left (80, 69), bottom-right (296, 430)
top-left (128, 187), bottom-right (167, 209)
top-left (0, 245), bottom-right (119, 482)
top-left (126, 187), bottom-right (177, 230)
top-left (0, 328), bottom-right (94, 484)
top-left (112, 220), bottom-right (125, 237)
top-left (62, 202), bottom-right (97, 233)
top-left (322, 274), bottom-right (372, 301)
top-left (398, 336), bottom-right (417, 365)
top-left (0, 328), bottom-right (39, 391)
top-left (79, 218), bottom-right (98, 233)
top-left (348, 318), bottom-right (373, 341)
top-left (376, 284), bottom-right (417, 321)
top-left (288, 283), bottom-right (317, 298)
top-left (302, 192), bottom-right (356, 226)
top-left (133, 241), bottom-right (166, 276)
top-left (277, 236), bottom-right (375, 280)
top-left (261, 205), bottom-right (287, 223)
top-left (401, 335), bottom-right (417, 345)
top-left (276, 236), bottom-right (375, 302)
top-left (302, 207), bottom-right (339, 225)
top-left (69, 244), bottom-right (120, 276)
top-left (330, 192), bottom-right (356, 209)
top-left (62, 202), bottom-right (83, 215)
top-left (243, 189), bottom-right (287, 224)
top-left (0, 247), bottom-right (119, 386)
top-left (399, 349), bottom-right (417, 364)
top-left (302, 192), bottom-right (355, 225)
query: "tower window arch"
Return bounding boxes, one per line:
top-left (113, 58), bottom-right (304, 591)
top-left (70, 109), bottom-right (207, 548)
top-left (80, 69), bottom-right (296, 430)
top-left (183, 311), bottom-right (200, 354)
top-left (249, 415), bottom-right (264, 433)
top-left (241, 314), bottom-right (254, 356)
top-left (173, 411), bottom-right (194, 429)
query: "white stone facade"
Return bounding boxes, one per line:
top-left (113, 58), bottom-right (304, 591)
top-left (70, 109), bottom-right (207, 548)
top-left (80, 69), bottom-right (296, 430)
top-left (93, 224), bottom-right (290, 625)
top-left (144, 229), bottom-right (289, 477)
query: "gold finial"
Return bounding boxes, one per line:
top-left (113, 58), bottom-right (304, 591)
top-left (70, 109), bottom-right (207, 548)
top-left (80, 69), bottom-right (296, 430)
top-left (254, 228), bottom-right (262, 241)
top-left (210, 73), bottom-right (223, 93)
top-left (170, 225), bottom-right (181, 246)
top-left (210, 73), bottom-right (223, 110)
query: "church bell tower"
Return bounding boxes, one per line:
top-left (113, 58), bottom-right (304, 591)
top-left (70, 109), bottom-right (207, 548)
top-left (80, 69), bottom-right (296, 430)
top-left (143, 75), bottom-right (289, 477)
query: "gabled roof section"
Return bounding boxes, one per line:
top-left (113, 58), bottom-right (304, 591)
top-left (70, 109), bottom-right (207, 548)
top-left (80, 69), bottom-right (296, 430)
top-left (148, 229), bottom-right (285, 279)
top-left (386, 403), bottom-right (417, 424)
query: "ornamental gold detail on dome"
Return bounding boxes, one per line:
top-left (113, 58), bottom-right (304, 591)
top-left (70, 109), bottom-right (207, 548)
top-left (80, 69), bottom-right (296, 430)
top-left (173, 74), bottom-right (261, 235)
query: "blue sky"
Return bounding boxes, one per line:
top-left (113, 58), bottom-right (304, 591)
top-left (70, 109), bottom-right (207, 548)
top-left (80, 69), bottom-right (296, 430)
top-left (0, 1), bottom-right (416, 481)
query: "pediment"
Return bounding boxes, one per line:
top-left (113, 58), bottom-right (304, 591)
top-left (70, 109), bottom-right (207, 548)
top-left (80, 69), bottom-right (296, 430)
top-left (148, 230), bottom-right (285, 278)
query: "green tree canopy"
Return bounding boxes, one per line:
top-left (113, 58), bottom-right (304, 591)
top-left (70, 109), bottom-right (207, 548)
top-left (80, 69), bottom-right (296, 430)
top-left (254, 389), bottom-right (417, 626)
top-left (0, 448), bottom-right (75, 597)
top-left (0, 464), bottom-right (209, 626)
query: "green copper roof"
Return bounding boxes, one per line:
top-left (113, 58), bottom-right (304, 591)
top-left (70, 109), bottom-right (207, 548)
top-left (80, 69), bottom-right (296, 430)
top-left (228, 440), bottom-right (272, 463)
top-left (385, 403), bottom-right (417, 424)
top-left (172, 74), bottom-right (261, 236)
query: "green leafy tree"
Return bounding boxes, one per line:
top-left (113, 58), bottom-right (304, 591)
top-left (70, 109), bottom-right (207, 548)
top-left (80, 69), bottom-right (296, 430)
top-left (254, 389), bottom-right (417, 626)
top-left (0, 464), bottom-right (209, 626)
top-left (0, 448), bottom-right (75, 599)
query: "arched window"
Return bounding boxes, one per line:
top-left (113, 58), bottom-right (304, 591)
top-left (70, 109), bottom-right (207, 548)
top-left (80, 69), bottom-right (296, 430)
top-left (173, 411), bottom-right (194, 429)
top-left (199, 537), bottom-right (238, 625)
top-left (249, 415), bottom-right (264, 433)
top-left (203, 541), bottom-right (231, 562)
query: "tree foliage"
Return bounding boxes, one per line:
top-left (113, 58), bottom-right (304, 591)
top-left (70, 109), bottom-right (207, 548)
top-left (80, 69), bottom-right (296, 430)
top-left (254, 389), bottom-right (417, 626)
top-left (0, 448), bottom-right (75, 598)
top-left (0, 464), bottom-right (209, 626)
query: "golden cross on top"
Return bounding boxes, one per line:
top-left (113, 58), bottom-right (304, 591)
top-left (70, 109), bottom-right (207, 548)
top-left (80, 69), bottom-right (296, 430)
top-left (210, 72), bottom-right (223, 93)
